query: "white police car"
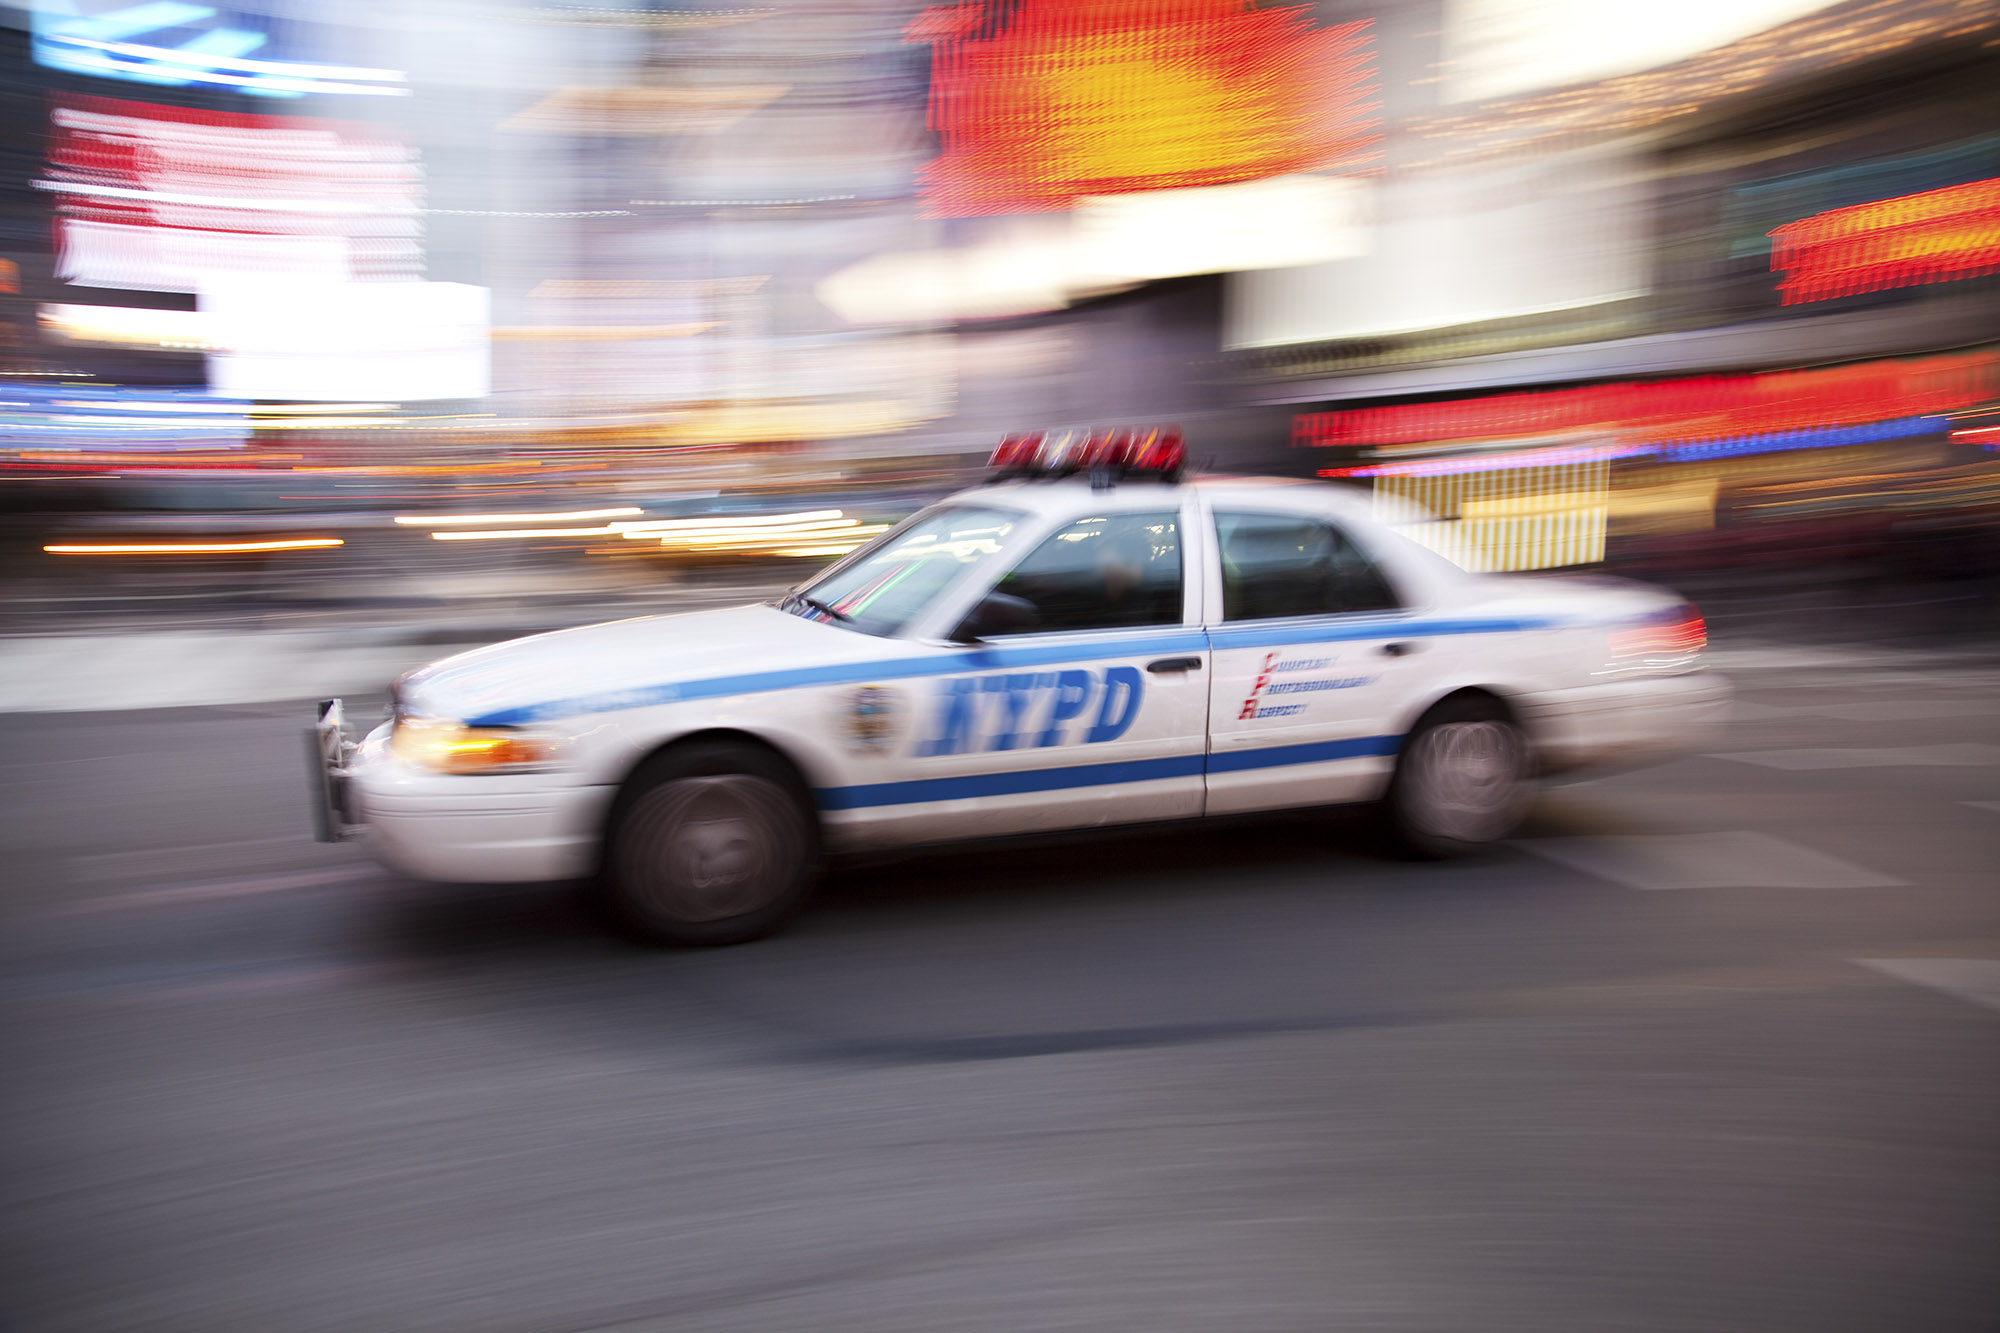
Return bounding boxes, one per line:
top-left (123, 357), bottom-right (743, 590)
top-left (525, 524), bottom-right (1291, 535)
top-left (312, 429), bottom-right (1728, 946)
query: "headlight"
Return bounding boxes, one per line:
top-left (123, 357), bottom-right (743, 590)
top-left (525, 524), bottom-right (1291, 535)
top-left (390, 718), bottom-right (563, 775)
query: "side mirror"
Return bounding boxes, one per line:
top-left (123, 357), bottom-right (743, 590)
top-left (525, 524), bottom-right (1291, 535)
top-left (950, 591), bottom-right (1039, 643)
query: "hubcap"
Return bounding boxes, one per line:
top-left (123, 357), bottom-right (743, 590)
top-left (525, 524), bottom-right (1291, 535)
top-left (1405, 720), bottom-right (1528, 844)
top-left (620, 775), bottom-right (802, 923)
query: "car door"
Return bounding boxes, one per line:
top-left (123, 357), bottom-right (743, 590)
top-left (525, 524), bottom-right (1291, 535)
top-left (838, 499), bottom-right (1211, 845)
top-left (1203, 506), bottom-right (1437, 815)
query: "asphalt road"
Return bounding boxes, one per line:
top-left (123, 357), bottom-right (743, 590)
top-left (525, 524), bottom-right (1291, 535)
top-left (2, 647), bottom-right (1997, 1332)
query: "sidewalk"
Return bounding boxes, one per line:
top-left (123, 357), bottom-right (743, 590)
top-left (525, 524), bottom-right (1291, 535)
top-left (3, 616), bottom-right (1995, 715)
top-left (0, 578), bottom-right (791, 713)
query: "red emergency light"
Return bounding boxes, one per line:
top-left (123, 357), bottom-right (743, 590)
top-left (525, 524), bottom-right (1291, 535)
top-left (987, 426), bottom-right (1186, 481)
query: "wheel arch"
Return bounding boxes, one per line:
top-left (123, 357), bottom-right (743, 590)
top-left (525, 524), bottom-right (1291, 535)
top-left (1401, 684), bottom-right (1526, 736)
top-left (595, 727), bottom-right (829, 870)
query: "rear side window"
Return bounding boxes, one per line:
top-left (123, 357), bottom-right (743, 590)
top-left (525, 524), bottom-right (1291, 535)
top-left (1216, 512), bottom-right (1399, 621)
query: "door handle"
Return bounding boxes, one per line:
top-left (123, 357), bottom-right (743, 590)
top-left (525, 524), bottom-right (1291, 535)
top-left (1380, 641), bottom-right (1420, 657)
top-left (1146, 656), bottom-right (1203, 674)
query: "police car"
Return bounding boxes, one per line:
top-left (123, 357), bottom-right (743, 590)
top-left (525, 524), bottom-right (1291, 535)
top-left (311, 428), bottom-right (1728, 946)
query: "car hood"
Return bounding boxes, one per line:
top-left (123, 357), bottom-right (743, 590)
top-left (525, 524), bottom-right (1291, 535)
top-left (397, 603), bottom-right (920, 727)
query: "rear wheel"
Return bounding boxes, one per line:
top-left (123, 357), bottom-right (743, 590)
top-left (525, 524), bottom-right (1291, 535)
top-left (1386, 696), bottom-right (1533, 858)
top-left (601, 741), bottom-right (818, 946)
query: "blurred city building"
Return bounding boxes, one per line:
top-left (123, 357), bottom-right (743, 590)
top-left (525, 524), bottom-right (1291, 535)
top-left (0, 0), bottom-right (1995, 624)
top-left (1232, 0), bottom-right (2000, 585)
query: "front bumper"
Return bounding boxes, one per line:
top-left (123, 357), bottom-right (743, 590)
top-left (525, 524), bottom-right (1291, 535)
top-left (1522, 671), bottom-right (1733, 776)
top-left (308, 698), bottom-right (362, 842)
top-left (308, 700), bottom-right (613, 883)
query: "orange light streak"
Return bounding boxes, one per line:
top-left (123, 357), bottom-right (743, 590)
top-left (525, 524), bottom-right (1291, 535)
top-left (394, 507), bottom-right (642, 525)
top-left (1769, 175), bottom-right (2000, 304)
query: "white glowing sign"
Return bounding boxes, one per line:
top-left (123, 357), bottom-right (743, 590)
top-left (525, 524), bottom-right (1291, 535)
top-left (203, 281), bottom-right (490, 402)
top-left (1443, 0), bottom-right (1842, 103)
top-left (820, 176), bottom-right (1371, 326)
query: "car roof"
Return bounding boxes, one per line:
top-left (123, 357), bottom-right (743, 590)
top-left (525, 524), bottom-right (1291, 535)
top-left (949, 473), bottom-right (1375, 523)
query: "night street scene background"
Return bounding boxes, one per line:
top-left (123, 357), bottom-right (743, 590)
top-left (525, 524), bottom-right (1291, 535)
top-left (1, 0), bottom-right (1997, 1328)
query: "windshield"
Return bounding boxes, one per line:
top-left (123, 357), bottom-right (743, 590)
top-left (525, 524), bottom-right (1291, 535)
top-left (785, 504), bottom-right (1021, 637)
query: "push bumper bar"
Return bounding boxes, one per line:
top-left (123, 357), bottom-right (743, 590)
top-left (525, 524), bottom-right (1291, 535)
top-left (307, 698), bottom-right (363, 842)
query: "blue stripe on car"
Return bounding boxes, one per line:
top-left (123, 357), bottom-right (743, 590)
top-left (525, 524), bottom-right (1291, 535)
top-left (817, 752), bottom-right (1206, 809)
top-left (1205, 615), bottom-right (1551, 650)
top-left (464, 615), bottom-right (1558, 727)
top-left (815, 734), bottom-right (1402, 810)
top-left (1203, 734), bottom-right (1401, 772)
top-left (466, 630), bottom-right (1211, 726)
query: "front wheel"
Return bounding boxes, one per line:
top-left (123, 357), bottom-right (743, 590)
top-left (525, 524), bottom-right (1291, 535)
top-left (601, 741), bottom-right (819, 946)
top-left (1385, 697), bottom-right (1533, 858)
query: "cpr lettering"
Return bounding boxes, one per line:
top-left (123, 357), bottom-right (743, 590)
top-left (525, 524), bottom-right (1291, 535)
top-left (916, 666), bottom-right (1144, 756)
top-left (1237, 651), bottom-right (1280, 720)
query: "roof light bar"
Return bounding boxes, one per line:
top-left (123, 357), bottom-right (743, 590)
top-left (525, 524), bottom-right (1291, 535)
top-left (987, 426), bottom-right (1185, 481)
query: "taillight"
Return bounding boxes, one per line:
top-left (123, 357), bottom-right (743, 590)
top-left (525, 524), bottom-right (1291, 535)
top-left (1600, 604), bottom-right (1706, 675)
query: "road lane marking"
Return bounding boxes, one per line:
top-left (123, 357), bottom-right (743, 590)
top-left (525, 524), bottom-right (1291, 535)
top-left (1709, 743), bottom-right (2000, 770)
top-left (1730, 700), bottom-right (2000, 722)
top-left (1857, 959), bottom-right (2000, 1015)
top-left (1, 960), bottom-right (417, 1009)
top-left (1965, 801), bottom-right (2000, 813)
top-left (53, 866), bottom-right (374, 914)
top-left (1518, 832), bottom-right (1905, 890)
top-left (71, 836), bottom-right (307, 881)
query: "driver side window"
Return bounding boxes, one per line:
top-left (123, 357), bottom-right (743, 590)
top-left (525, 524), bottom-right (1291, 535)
top-left (991, 512), bottom-right (1183, 634)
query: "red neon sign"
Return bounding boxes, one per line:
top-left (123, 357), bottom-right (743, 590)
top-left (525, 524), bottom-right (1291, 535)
top-left (1769, 176), bottom-right (2000, 304)
top-left (908, 0), bottom-right (1379, 217)
top-left (44, 93), bottom-right (421, 292)
top-left (1293, 350), bottom-right (2000, 450)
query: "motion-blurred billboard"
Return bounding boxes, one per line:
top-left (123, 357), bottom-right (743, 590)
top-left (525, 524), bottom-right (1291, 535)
top-left (30, 0), bottom-right (407, 97)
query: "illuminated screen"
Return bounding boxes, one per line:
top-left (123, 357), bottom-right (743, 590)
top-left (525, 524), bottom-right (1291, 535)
top-left (31, 1), bottom-right (406, 97)
top-left (1770, 176), bottom-right (2000, 304)
top-left (908, 0), bottom-right (1379, 217)
top-left (1657, 131), bottom-right (2000, 322)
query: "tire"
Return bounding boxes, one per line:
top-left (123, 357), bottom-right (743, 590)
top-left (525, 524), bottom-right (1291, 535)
top-left (600, 740), bottom-right (819, 947)
top-left (1385, 695), bottom-right (1533, 858)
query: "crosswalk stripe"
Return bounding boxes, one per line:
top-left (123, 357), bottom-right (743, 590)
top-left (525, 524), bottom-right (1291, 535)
top-left (1710, 744), bottom-right (2000, 770)
top-left (1857, 958), bottom-right (2000, 1015)
top-left (1518, 831), bottom-right (1905, 890)
top-left (53, 867), bottom-right (375, 914)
